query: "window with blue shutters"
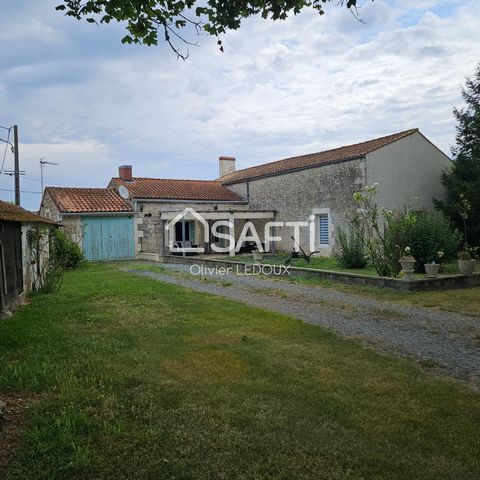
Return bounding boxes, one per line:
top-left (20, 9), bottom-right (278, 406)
top-left (318, 214), bottom-right (329, 245)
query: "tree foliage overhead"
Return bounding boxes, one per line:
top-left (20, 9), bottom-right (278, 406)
top-left (435, 64), bottom-right (480, 247)
top-left (56, 0), bottom-right (370, 58)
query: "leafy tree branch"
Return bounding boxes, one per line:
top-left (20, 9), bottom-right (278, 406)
top-left (56, 0), bottom-right (373, 58)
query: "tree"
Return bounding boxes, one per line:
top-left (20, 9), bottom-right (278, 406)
top-left (435, 64), bottom-right (480, 247)
top-left (56, 0), bottom-right (372, 59)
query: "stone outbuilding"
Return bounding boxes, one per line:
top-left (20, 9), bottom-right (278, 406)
top-left (0, 200), bottom-right (57, 316)
top-left (40, 188), bottom-right (134, 261)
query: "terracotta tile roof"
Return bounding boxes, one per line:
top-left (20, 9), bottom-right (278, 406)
top-left (45, 187), bottom-right (133, 213)
top-left (109, 178), bottom-right (245, 202)
top-left (0, 200), bottom-right (58, 224)
top-left (220, 129), bottom-right (419, 184)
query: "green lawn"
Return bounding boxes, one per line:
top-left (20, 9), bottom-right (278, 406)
top-left (1, 263), bottom-right (480, 479)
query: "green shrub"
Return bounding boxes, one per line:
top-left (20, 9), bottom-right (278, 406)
top-left (335, 227), bottom-right (367, 269)
top-left (352, 185), bottom-right (416, 277)
top-left (406, 211), bottom-right (462, 270)
top-left (52, 228), bottom-right (83, 269)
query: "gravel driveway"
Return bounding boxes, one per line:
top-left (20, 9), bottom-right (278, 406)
top-left (125, 263), bottom-right (480, 387)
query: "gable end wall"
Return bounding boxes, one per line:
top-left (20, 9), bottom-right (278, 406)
top-left (365, 131), bottom-right (451, 210)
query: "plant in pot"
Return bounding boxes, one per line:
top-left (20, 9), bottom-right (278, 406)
top-left (454, 194), bottom-right (477, 274)
top-left (399, 246), bottom-right (416, 280)
top-left (252, 249), bottom-right (263, 263)
top-left (424, 250), bottom-right (444, 278)
top-left (458, 248), bottom-right (477, 275)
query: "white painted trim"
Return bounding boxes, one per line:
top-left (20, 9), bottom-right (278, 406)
top-left (312, 208), bottom-right (334, 251)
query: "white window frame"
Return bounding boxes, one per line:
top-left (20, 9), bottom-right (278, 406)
top-left (312, 208), bottom-right (334, 252)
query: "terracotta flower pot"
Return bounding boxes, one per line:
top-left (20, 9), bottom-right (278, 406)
top-left (458, 259), bottom-right (476, 275)
top-left (424, 263), bottom-right (440, 278)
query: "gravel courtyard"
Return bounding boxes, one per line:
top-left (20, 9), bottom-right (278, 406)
top-left (126, 263), bottom-right (480, 387)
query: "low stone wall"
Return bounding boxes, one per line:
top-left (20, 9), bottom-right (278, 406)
top-left (163, 255), bottom-right (480, 291)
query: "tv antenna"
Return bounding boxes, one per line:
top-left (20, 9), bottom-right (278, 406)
top-left (40, 158), bottom-right (59, 194)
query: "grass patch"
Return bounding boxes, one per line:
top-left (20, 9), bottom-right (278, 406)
top-left (283, 273), bottom-right (480, 317)
top-left (0, 263), bottom-right (479, 479)
top-left (346, 283), bottom-right (480, 317)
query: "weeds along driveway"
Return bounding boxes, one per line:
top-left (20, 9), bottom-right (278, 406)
top-left (125, 263), bottom-right (480, 387)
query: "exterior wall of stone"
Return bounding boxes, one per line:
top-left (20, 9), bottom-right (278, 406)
top-left (21, 224), bottom-right (52, 293)
top-left (365, 131), bottom-right (451, 210)
top-left (226, 159), bottom-right (365, 254)
top-left (40, 192), bottom-right (83, 251)
top-left (135, 201), bottom-right (248, 256)
top-left (226, 182), bottom-right (248, 199)
top-left (39, 191), bottom-right (61, 221)
top-left (61, 217), bottom-right (84, 251)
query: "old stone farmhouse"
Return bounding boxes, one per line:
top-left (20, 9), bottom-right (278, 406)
top-left (40, 128), bottom-right (451, 261)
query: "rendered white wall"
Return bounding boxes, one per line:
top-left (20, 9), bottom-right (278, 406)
top-left (365, 131), bottom-right (451, 211)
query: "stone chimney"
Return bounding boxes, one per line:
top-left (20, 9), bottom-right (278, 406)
top-left (219, 156), bottom-right (236, 178)
top-left (118, 165), bottom-right (132, 182)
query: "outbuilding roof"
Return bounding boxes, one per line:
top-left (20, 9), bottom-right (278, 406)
top-left (109, 178), bottom-right (245, 202)
top-left (0, 200), bottom-right (58, 224)
top-left (45, 187), bottom-right (133, 214)
top-left (220, 129), bottom-right (419, 184)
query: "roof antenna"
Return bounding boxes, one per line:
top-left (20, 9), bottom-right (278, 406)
top-left (40, 158), bottom-right (59, 194)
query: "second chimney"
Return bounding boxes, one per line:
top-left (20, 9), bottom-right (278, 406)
top-left (219, 156), bottom-right (236, 178)
top-left (118, 165), bottom-right (132, 182)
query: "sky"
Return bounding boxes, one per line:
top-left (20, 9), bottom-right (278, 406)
top-left (0, 0), bottom-right (479, 211)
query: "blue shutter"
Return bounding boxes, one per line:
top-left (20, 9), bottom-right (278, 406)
top-left (318, 214), bottom-right (329, 245)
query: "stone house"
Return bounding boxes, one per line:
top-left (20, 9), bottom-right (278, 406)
top-left (219, 128), bottom-right (451, 254)
top-left (107, 167), bottom-right (274, 261)
top-left (41, 128), bottom-right (451, 260)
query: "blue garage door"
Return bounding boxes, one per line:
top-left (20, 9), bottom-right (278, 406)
top-left (82, 216), bottom-right (134, 261)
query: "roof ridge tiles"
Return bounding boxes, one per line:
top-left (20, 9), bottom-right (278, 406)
top-left (220, 128), bottom-right (419, 184)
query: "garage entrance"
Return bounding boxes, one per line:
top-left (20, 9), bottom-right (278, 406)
top-left (82, 216), bottom-right (134, 261)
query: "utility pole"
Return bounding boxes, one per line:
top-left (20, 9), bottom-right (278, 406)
top-left (13, 125), bottom-right (20, 206)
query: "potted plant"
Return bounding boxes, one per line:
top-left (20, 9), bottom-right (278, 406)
top-left (458, 249), bottom-right (476, 275)
top-left (456, 194), bottom-right (476, 275)
top-left (399, 247), bottom-right (416, 280)
top-left (424, 250), bottom-right (444, 278)
top-left (252, 249), bottom-right (263, 263)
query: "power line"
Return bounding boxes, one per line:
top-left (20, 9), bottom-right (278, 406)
top-left (23, 173), bottom-right (102, 187)
top-left (0, 187), bottom-right (41, 194)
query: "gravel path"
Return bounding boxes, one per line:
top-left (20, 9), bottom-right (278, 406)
top-left (124, 263), bottom-right (480, 386)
